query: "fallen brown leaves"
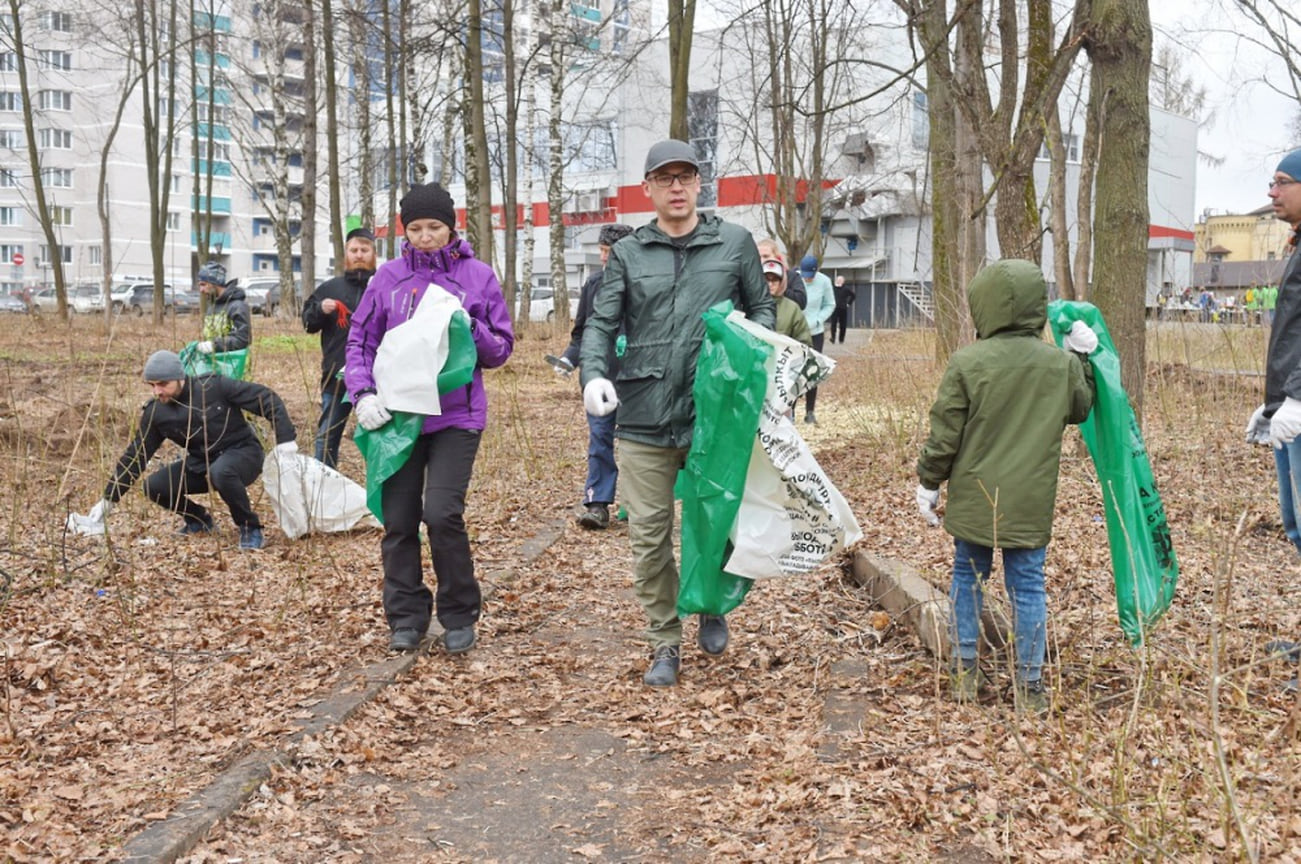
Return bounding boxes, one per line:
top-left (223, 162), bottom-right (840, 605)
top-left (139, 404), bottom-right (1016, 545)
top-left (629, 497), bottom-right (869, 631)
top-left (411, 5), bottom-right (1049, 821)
top-left (2, 317), bottom-right (1300, 862)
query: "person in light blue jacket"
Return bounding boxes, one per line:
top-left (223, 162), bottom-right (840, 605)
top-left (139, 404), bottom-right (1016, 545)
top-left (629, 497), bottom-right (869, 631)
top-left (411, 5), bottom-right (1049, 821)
top-left (799, 254), bottom-right (836, 424)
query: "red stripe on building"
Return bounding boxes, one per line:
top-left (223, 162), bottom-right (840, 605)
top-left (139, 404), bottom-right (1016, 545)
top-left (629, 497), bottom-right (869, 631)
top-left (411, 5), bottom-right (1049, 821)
top-left (1149, 225), bottom-right (1195, 241)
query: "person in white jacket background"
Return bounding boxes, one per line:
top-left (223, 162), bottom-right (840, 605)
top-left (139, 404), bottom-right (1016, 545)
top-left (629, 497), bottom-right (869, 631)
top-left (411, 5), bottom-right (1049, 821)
top-left (798, 254), bottom-right (836, 424)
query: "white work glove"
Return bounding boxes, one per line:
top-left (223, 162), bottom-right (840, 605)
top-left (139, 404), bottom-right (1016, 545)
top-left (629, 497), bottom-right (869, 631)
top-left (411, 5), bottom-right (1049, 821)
top-left (355, 394), bottom-right (392, 431)
top-left (196, 340), bottom-right (215, 354)
top-left (583, 378), bottom-right (619, 417)
top-left (916, 484), bottom-right (941, 527)
top-left (274, 441), bottom-right (298, 457)
top-left (1061, 320), bottom-right (1099, 355)
top-left (67, 499), bottom-right (112, 536)
top-left (1270, 397), bottom-right (1301, 449)
top-left (1246, 403), bottom-right (1271, 446)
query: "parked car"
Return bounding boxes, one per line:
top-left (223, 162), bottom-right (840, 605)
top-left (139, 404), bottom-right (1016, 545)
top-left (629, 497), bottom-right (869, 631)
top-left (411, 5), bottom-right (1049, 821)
top-left (240, 278), bottom-right (277, 316)
top-left (69, 284), bottom-right (105, 314)
top-left (29, 287), bottom-right (60, 313)
top-left (263, 279), bottom-right (302, 317)
top-left (0, 292), bottom-right (27, 314)
top-left (120, 284), bottom-right (193, 316)
top-left (516, 286), bottom-right (579, 323)
top-left (108, 280), bottom-right (151, 314)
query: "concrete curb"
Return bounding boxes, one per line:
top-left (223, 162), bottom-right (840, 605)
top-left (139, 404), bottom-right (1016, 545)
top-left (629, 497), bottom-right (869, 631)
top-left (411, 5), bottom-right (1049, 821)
top-left (119, 515), bottom-right (573, 864)
top-left (848, 550), bottom-right (1011, 659)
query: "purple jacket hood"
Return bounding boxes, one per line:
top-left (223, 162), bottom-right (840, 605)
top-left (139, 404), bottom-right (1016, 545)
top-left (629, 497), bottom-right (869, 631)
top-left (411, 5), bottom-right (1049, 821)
top-left (345, 236), bottom-right (514, 434)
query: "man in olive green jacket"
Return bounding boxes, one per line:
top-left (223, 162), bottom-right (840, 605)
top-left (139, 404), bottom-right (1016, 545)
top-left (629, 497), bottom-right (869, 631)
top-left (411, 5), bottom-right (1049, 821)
top-left (915, 259), bottom-right (1095, 713)
top-left (580, 139), bottom-right (775, 687)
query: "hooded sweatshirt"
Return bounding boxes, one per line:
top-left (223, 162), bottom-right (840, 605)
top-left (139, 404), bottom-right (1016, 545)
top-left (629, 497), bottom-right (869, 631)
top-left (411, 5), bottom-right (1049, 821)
top-left (202, 285), bottom-right (251, 353)
top-left (345, 236), bottom-right (514, 434)
top-left (917, 259), bottom-right (1093, 548)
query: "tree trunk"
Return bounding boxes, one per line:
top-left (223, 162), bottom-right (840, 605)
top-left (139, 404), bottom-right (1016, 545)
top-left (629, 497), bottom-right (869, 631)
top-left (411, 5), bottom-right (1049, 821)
top-left (322, 0), bottom-right (343, 264)
top-left (1085, 0), bottom-right (1151, 419)
top-left (500, 0), bottom-right (519, 322)
top-left (465, 0), bottom-right (493, 264)
top-left (301, 0), bottom-right (319, 297)
top-left (667, 0), bottom-right (696, 139)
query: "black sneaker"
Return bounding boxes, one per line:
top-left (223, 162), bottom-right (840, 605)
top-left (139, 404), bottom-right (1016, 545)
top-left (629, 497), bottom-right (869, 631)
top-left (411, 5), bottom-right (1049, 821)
top-left (643, 645), bottom-right (680, 686)
top-left (804, 411), bottom-right (817, 425)
top-left (238, 526), bottom-right (264, 550)
top-left (578, 503), bottom-right (610, 530)
top-left (697, 614), bottom-right (729, 656)
top-left (176, 516), bottom-right (214, 536)
top-left (444, 625), bottom-right (476, 654)
top-left (1266, 639), bottom-right (1301, 663)
top-left (389, 627), bottom-right (423, 652)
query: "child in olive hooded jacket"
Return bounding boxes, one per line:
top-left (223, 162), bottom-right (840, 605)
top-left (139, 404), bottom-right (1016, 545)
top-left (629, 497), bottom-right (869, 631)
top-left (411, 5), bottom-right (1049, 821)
top-left (915, 258), bottom-right (1096, 712)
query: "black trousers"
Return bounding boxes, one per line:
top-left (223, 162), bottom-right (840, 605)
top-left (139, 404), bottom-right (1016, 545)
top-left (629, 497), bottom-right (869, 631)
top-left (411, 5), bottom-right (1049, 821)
top-left (829, 305), bottom-right (850, 343)
top-left (142, 443), bottom-right (264, 529)
top-left (380, 427), bottom-right (482, 634)
top-left (805, 331), bottom-right (825, 414)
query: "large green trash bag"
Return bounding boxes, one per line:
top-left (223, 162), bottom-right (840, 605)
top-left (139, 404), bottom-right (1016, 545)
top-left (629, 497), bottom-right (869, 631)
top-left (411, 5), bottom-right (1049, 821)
top-left (179, 341), bottom-right (249, 379)
top-left (1048, 301), bottom-right (1178, 645)
top-left (438, 310), bottom-right (477, 393)
top-left (675, 302), bottom-right (772, 617)
top-left (351, 309), bottom-right (479, 522)
top-left (353, 411), bottom-right (424, 522)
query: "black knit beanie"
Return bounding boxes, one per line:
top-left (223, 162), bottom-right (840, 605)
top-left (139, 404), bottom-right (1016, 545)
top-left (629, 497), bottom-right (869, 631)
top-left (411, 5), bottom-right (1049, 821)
top-left (400, 183), bottom-right (457, 230)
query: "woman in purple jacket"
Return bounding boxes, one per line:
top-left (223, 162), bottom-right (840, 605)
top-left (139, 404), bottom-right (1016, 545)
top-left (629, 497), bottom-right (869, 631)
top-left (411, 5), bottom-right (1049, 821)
top-left (345, 182), bottom-right (515, 655)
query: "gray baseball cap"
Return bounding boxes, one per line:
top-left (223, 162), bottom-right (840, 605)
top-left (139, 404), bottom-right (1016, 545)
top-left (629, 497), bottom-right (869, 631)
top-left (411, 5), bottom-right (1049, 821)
top-left (644, 139), bottom-right (700, 177)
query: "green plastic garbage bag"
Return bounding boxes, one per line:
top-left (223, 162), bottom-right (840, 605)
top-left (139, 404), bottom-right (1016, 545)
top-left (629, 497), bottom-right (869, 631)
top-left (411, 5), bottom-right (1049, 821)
top-left (1048, 300), bottom-right (1178, 645)
top-left (675, 302), bottom-right (772, 617)
top-left (438, 310), bottom-right (477, 394)
top-left (179, 341), bottom-right (249, 379)
top-left (353, 411), bottom-right (424, 522)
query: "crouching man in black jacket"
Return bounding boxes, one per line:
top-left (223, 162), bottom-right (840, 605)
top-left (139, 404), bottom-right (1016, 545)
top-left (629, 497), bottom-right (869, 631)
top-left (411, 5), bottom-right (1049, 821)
top-left (79, 349), bottom-right (297, 550)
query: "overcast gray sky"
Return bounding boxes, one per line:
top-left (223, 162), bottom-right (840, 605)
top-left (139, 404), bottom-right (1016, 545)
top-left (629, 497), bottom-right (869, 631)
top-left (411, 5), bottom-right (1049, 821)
top-left (1150, 0), bottom-right (1297, 217)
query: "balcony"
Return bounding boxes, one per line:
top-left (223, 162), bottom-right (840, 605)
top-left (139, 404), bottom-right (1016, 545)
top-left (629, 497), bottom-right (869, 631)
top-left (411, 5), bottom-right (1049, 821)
top-left (192, 195), bottom-right (231, 214)
top-left (191, 231), bottom-right (232, 250)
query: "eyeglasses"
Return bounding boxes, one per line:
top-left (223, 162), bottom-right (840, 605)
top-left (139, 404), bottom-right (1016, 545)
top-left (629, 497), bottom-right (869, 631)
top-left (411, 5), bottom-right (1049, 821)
top-left (648, 170), bottom-right (699, 188)
top-left (1269, 178), bottom-right (1297, 190)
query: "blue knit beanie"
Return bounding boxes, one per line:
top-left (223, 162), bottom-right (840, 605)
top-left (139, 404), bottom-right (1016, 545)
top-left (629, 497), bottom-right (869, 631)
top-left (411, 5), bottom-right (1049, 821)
top-left (1277, 148), bottom-right (1301, 181)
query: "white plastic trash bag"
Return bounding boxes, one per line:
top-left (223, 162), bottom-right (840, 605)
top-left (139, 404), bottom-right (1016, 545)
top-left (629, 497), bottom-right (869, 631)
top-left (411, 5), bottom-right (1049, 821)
top-left (372, 282), bottom-right (462, 416)
top-left (723, 311), bottom-right (863, 578)
top-left (262, 451), bottom-right (380, 539)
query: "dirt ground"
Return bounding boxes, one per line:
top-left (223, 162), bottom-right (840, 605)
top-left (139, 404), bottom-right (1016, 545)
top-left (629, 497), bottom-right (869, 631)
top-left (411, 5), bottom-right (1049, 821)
top-left (2, 312), bottom-right (1300, 862)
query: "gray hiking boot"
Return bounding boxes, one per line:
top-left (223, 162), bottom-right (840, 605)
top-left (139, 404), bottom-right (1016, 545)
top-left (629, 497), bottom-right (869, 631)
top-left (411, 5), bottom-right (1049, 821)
top-left (1015, 680), bottom-right (1050, 716)
top-left (950, 660), bottom-right (983, 704)
top-left (643, 645), bottom-right (680, 687)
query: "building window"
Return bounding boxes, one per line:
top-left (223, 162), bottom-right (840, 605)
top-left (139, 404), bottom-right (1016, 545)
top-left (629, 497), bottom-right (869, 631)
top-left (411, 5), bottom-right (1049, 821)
top-left (0, 54), bottom-right (15, 72)
top-left (166, 212), bottom-right (180, 230)
top-left (38, 11), bottom-right (73, 31)
top-left (564, 119), bottom-right (618, 174)
top-left (0, 168), bottom-right (17, 187)
top-left (687, 89), bottom-right (718, 208)
top-left (40, 168), bottom-right (72, 188)
top-left (37, 51), bottom-right (73, 71)
top-left (1038, 133), bottom-right (1080, 162)
top-left (911, 90), bottom-right (929, 149)
top-left (0, 92), bottom-right (20, 111)
top-left (0, 244), bottom-right (24, 262)
top-left (88, 245), bottom-right (101, 266)
top-left (0, 129), bottom-right (21, 148)
top-left (37, 90), bottom-right (72, 111)
top-left (0, 208), bottom-right (21, 227)
top-left (40, 244), bottom-right (72, 264)
top-left (38, 128), bottom-right (73, 149)
top-left (49, 206), bottom-right (72, 226)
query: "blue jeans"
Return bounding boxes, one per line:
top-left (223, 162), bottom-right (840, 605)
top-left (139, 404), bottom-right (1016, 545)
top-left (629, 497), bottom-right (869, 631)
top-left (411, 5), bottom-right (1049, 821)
top-left (1274, 441), bottom-right (1301, 555)
top-left (314, 385), bottom-right (352, 469)
top-left (950, 539), bottom-right (1047, 685)
top-left (583, 411), bottom-right (617, 505)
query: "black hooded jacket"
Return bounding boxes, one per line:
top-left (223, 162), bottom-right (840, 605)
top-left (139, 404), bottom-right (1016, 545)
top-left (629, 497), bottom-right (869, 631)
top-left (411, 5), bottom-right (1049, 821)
top-left (302, 269), bottom-right (373, 388)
